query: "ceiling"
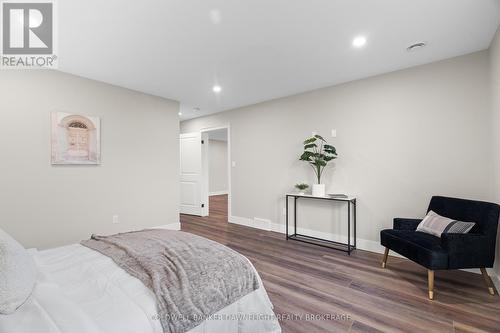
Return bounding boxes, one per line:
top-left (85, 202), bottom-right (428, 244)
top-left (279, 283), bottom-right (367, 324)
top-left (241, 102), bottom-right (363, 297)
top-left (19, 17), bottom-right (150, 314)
top-left (58, 0), bottom-right (500, 120)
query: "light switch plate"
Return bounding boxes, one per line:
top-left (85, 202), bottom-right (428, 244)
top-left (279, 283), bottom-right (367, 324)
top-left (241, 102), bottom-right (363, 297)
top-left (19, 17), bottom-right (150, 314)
top-left (331, 129), bottom-right (337, 138)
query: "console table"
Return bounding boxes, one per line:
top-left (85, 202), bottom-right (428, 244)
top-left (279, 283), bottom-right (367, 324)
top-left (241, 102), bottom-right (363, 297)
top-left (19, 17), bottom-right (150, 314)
top-left (285, 193), bottom-right (357, 255)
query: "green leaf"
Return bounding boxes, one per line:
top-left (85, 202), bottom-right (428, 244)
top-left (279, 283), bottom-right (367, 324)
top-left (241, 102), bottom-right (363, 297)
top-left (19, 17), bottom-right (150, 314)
top-left (299, 151), bottom-right (314, 161)
top-left (304, 143), bottom-right (317, 149)
top-left (303, 137), bottom-right (316, 145)
top-left (314, 134), bottom-right (326, 142)
top-left (324, 144), bottom-right (337, 153)
top-left (324, 150), bottom-right (337, 156)
top-left (314, 159), bottom-right (327, 167)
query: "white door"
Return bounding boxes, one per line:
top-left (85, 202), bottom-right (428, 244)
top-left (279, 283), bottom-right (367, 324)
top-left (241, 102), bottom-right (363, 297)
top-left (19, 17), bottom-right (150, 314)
top-left (180, 132), bottom-right (208, 216)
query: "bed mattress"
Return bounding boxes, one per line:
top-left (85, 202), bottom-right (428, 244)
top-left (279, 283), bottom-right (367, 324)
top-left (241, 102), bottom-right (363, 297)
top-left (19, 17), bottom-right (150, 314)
top-left (0, 244), bottom-right (281, 333)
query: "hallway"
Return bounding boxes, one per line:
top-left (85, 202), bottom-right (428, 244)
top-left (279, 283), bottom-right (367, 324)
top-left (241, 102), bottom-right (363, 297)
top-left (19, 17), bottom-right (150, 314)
top-left (180, 194), bottom-right (228, 224)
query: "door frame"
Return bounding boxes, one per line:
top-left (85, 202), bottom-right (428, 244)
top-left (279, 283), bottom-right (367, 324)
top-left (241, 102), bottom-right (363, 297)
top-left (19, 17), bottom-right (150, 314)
top-left (200, 124), bottom-right (232, 219)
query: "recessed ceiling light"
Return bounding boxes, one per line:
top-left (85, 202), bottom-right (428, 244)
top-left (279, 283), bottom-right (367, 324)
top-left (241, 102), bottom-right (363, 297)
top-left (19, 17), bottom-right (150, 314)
top-left (178, 112), bottom-right (182, 116)
top-left (209, 9), bottom-right (221, 24)
top-left (352, 36), bottom-right (367, 48)
top-left (407, 42), bottom-right (427, 52)
top-left (213, 85), bottom-right (222, 93)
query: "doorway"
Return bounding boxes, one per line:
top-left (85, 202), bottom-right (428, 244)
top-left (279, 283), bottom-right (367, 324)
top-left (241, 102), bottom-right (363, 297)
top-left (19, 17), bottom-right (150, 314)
top-left (179, 126), bottom-right (231, 222)
top-left (204, 128), bottom-right (229, 221)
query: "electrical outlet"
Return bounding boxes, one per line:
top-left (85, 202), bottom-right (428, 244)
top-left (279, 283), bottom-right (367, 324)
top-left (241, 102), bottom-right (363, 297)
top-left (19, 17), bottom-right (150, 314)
top-left (112, 215), bottom-right (119, 224)
top-left (231, 161), bottom-right (236, 167)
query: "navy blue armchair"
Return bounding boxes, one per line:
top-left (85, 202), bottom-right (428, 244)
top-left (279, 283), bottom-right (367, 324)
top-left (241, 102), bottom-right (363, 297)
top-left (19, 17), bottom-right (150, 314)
top-left (380, 196), bottom-right (500, 299)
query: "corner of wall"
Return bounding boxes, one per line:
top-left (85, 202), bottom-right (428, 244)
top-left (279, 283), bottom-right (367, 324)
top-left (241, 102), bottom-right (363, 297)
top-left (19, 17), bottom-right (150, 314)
top-left (488, 25), bottom-right (500, 278)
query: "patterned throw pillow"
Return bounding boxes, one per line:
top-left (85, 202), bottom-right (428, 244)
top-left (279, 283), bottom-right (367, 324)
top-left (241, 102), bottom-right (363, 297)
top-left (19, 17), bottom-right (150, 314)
top-left (416, 211), bottom-right (476, 238)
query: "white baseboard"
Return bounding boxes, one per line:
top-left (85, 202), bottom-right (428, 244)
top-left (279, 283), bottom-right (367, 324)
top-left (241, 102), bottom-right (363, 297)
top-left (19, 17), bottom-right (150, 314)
top-left (229, 216), bottom-right (271, 230)
top-left (151, 222), bottom-right (181, 231)
top-left (209, 190), bottom-right (228, 196)
top-left (229, 215), bottom-right (499, 287)
top-left (492, 272), bottom-right (500, 292)
top-left (231, 215), bottom-right (387, 254)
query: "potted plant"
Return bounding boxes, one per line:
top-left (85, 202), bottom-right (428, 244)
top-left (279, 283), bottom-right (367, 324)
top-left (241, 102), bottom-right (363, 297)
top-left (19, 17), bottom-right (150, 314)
top-left (299, 134), bottom-right (337, 197)
top-left (294, 183), bottom-right (309, 195)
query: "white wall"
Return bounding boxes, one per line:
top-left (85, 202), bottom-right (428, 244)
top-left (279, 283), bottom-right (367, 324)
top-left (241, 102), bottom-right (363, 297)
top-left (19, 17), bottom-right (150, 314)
top-left (491, 27), bottom-right (500, 278)
top-left (0, 70), bottom-right (180, 249)
top-left (181, 51), bottom-right (493, 250)
top-left (208, 139), bottom-right (228, 195)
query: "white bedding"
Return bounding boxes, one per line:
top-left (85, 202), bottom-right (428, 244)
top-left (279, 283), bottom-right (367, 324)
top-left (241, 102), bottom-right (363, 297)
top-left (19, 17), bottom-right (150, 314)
top-left (0, 244), bottom-right (281, 333)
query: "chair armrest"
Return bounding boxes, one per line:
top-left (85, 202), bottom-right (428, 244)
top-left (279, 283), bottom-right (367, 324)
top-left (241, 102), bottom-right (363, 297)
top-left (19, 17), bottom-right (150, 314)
top-left (393, 218), bottom-right (422, 231)
top-left (441, 233), bottom-right (491, 257)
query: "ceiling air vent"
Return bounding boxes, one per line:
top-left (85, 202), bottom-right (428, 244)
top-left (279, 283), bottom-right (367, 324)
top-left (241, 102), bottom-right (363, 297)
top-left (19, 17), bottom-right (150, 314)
top-left (407, 42), bottom-right (427, 52)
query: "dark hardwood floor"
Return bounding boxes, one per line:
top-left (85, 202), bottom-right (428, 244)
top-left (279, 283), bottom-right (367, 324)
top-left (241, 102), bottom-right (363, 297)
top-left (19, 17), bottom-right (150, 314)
top-left (180, 195), bottom-right (500, 333)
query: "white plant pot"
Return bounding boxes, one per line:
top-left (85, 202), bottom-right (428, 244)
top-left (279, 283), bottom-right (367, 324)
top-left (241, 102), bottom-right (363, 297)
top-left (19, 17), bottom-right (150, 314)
top-left (312, 184), bottom-right (326, 197)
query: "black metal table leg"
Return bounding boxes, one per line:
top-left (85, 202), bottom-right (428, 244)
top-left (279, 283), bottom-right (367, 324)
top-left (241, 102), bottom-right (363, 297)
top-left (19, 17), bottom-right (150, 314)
top-left (353, 199), bottom-right (357, 249)
top-left (294, 197), bottom-right (297, 236)
top-left (348, 201), bottom-right (351, 255)
top-left (285, 195), bottom-right (289, 240)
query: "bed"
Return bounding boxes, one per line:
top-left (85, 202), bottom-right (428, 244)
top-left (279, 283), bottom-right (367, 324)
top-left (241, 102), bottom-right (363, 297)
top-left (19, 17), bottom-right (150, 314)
top-left (0, 230), bottom-right (281, 333)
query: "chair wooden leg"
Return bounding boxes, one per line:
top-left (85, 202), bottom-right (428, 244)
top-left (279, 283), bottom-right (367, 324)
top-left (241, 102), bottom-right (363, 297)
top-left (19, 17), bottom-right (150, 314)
top-left (428, 270), bottom-right (434, 300)
top-left (381, 247), bottom-right (389, 268)
top-left (480, 268), bottom-right (496, 296)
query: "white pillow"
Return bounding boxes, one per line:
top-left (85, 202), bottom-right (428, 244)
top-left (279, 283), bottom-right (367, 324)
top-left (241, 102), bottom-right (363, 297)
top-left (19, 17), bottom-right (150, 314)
top-left (416, 210), bottom-right (476, 238)
top-left (0, 228), bottom-right (37, 314)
